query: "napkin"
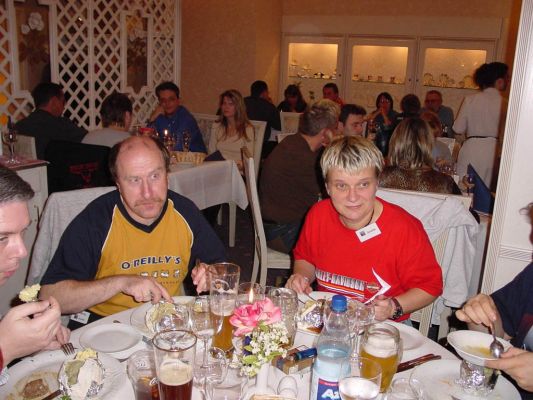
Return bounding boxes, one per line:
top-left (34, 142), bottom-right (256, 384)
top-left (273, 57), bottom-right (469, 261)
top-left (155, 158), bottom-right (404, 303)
top-left (468, 164), bottom-right (494, 214)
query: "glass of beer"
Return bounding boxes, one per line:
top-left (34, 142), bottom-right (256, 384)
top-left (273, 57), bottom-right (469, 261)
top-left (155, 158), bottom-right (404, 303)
top-left (208, 262), bottom-right (240, 352)
top-left (153, 330), bottom-right (196, 400)
top-left (339, 356), bottom-right (382, 400)
top-left (359, 323), bottom-right (402, 392)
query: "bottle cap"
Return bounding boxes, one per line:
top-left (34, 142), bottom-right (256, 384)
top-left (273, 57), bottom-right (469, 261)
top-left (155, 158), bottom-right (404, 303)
top-left (330, 295), bottom-right (347, 312)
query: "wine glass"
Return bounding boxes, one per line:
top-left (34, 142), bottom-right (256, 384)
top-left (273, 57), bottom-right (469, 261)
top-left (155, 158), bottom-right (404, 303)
top-left (182, 130), bottom-right (191, 152)
top-left (346, 299), bottom-right (375, 357)
top-left (190, 295), bottom-right (223, 365)
top-left (463, 173), bottom-right (475, 195)
top-left (154, 302), bottom-right (190, 333)
top-left (339, 356), bottom-right (382, 400)
top-left (2, 128), bottom-right (19, 164)
top-left (193, 347), bottom-right (228, 400)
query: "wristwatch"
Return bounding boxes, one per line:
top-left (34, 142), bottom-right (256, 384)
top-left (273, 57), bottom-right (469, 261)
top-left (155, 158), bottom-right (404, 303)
top-left (391, 297), bottom-right (404, 320)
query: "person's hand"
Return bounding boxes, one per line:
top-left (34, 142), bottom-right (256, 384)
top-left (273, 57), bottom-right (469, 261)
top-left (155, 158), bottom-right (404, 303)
top-left (286, 273), bottom-right (312, 294)
top-left (486, 347), bottom-right (533, 392)
top-left (43, 324), bottom-right (71, 351)
top-left (0, 298), bottom-right (63, 364)
top-left (192, 262), bottom-right (209, 293)
top-left (456, 293), bottom-right (498, 328)
top-left (372, 295), bottom-right (395, 321)
top-left (149, 105), bottom-right (164, 123)
top-left (120, 275), bottom-right (172, 303)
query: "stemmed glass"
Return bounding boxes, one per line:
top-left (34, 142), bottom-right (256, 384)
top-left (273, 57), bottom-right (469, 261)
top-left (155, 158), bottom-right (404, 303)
top-left (346, 299), bottom-right (375, 357)
top-left (339, 356), bottom-right (382, 400)
top-left (182, 130), bottom-right (191, 152)
top-left (190, 295), bottom-right (223, 365)
top-left (193, 347), bottom-right (228, 400)
top-left (154, 303), bottom-right (190, 333)
top-left (463, 173), bottom-right (475, 195)
top-left (2, 127), bottom-right (19, 164)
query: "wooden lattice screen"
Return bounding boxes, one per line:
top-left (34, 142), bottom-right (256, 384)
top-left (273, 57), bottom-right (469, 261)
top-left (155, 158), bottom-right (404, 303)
top-left (0, 0), bottom-right (179, 130)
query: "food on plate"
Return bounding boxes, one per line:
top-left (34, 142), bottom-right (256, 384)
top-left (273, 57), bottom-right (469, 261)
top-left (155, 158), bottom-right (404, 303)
top-left (298, 299), bottom-right (326, 333)
top-left (145, 301), bottom-right (181, 334)
top-left (465, 345), bottom-right (492, 358)
top-left (18, 284), bottom-right (41, 302)
top-left (21, 378), bottom-right (49, 399)
top-left (58, 348), bottom-right (104, 400)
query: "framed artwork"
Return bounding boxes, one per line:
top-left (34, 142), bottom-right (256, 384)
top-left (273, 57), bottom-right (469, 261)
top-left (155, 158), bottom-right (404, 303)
top-left (8, 0), bottom-right (58, 97)
top-left (121, 8), bottom-right (152, 95)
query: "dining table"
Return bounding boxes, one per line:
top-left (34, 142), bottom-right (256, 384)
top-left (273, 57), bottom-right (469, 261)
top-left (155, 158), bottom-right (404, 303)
top-left (2, 300), bottom-right (456, 400)
top-left (168, 160), bottom-right (248, 247)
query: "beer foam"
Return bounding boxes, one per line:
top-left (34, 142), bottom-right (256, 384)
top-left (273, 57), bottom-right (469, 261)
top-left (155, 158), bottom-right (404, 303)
top-left (159, 360), bottom-right (192, 386)
top-left (363, 334), bottom-right (397, 358)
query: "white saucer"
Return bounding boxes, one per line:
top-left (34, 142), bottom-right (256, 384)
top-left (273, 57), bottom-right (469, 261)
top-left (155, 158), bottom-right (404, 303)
top-left (394, 321), bottom-right (424, 352)
top-left (411, 359), bottom-right (520, 400)
top-left (79, 323), bottom-right (141, 358)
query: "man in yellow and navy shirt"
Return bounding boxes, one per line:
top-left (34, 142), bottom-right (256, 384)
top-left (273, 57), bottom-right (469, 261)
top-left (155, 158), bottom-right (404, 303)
top-left (40, 136), bottom-right (225, 327)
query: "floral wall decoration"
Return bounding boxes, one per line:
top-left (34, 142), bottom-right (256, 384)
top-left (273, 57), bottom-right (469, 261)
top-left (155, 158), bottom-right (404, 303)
top-left (14, 1), bottom-right (51, 92)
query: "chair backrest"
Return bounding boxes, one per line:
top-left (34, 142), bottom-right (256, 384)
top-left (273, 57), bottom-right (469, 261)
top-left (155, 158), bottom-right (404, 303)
top-left (45, 140), bottom-right (112, 194)
top-left (376, 188), bottom-right (475, 337)
top-left (242, 149), bottom-right (267, 282)
top-left (280, 111), bottom-right (301, 134)
top-left (191, 112), bottom-right (218, 149)
top-left (27, 186), bottom-right (116, 285)
top-left (249, 120), bottom-right (266, 178)
top-left (3, 134), bottom-right (37, 159)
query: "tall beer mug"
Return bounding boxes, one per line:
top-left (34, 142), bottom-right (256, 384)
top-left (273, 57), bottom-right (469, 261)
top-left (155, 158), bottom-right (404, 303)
top-left (208, 262), bottom-right (240, 351)
top-left (359, 323), bottom-right (402, 393)
top-left (152, 330), bottom-right (196, 400)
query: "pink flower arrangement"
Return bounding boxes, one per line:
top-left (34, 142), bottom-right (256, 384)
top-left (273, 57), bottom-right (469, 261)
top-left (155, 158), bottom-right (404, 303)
top-left (229, 297), bottom-right (282, 336)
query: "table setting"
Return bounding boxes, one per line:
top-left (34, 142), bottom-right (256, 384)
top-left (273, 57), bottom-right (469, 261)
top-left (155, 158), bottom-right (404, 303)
top-left (0, 264), bottom-right (521, 400)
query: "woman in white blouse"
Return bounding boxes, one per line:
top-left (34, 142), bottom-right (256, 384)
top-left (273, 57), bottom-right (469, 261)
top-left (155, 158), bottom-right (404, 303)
top-left (209, 89), bottom-right (254, 172)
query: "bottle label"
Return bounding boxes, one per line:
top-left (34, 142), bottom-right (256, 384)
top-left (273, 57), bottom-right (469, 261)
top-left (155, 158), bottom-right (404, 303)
top-left (313, 377), bottom-right (341, 400)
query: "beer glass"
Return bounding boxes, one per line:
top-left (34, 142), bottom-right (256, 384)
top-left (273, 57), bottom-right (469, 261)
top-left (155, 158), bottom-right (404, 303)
top-left (153, 330), bottom-right (196, 400)
top-left (127, 350), bottom-right (159, 400)
top-left (359, 323), bottom-right (402, 392)
top-left (339, 356), bottom-right (382, 400)
top-left (209, 262), bottom-right (240, 352)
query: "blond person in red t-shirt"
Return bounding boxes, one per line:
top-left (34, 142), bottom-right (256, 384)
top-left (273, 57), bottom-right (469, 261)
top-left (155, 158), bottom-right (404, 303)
top-left (286, 136), bottom-right (443, 322)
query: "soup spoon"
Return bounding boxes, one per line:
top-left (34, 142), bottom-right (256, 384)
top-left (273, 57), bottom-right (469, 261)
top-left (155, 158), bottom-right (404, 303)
top-left (489, 322), bottom-right (504, 358)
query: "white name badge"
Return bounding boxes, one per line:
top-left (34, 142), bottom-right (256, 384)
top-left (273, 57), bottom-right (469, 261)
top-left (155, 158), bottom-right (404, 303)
top-left (355, 222), bottom-right (381, 242)
top-left (70, 310), bottom-right (91, 325)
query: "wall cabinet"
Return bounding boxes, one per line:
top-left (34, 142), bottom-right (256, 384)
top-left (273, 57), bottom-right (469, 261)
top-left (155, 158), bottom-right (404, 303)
top-left (0, 162), bottom-right (47, 315)
top-left (281, 35), bottom-right (496, 116)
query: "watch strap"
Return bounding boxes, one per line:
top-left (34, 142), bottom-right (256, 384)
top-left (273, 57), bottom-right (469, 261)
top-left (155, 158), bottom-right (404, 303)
top-left (391, 297), bottom-right (404, 320)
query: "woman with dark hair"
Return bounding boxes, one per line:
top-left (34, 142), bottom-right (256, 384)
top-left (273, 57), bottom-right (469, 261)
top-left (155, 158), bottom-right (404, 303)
top-left (277, 84), bottom-right (307, 112)
top-left (208, 89), bottom-right (254, 172)
top-left (453, 62), bottom-right (509, 188)
top-left (380, 117), bottom-right (460, 194)
top-left (369, 92), bottom-right (399, 156)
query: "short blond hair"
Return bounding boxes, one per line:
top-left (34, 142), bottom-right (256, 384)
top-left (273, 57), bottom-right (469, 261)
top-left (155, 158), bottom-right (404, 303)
top-left (320, 136), bottom-right (384, 180)
top-left (388, 117), bottom-right (434, 169)
top-left (299, 99), bottom-right (339, 136)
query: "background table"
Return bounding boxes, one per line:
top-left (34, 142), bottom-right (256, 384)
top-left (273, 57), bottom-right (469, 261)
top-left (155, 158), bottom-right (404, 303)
top-left (169, 160), bottom-right (248, 247)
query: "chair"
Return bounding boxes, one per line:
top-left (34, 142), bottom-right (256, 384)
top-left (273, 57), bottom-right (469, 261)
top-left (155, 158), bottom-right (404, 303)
top-left (280, 112), bottom-right (301, 134)
top-left (376, 188), bottom-right (478, 338)
top-left (45, 140), bottom-right (113, 194)
top-left (249, 120), bottom-right (266, 178)
top-left (192, 112), bottom-right (218, 150)
top-left (242, 148), bottom-right (291, 287)
top-left (27, 186), bottom-right (116, 285)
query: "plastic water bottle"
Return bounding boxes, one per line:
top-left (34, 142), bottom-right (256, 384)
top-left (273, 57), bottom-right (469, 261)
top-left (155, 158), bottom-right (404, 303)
top-left (310, 295), bottom-right (351, 400)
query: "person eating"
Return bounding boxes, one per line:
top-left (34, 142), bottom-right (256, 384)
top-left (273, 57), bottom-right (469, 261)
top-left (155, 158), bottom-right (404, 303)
top-left (286, 136), bottom-right (443, 322)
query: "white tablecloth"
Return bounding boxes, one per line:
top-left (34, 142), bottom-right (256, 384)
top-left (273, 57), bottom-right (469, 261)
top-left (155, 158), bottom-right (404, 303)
top-left (66, 302), bottom-right (457, 400)
top-left (168, 160), bottom-right (248, 210)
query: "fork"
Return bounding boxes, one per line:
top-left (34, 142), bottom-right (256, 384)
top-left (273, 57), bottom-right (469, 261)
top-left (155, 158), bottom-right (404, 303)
top-left (61, 342), bottom-right (75, 355)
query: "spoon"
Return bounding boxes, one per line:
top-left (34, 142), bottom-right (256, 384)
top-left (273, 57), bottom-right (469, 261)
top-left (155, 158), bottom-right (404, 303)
top-left (489, 322), bottom-right (504, 358)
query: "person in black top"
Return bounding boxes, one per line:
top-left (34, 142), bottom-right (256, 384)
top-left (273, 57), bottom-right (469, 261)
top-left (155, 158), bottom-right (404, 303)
top-left (15, 82), bottom-right (87, 159)
top-left (277, 84), bottom-right (307, 113)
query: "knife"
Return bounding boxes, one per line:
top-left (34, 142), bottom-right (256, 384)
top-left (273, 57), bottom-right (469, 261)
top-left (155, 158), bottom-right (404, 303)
top-left (41, 389), bottom-right (62, 400)
top-left (397, 353), bottom-right (442, 372)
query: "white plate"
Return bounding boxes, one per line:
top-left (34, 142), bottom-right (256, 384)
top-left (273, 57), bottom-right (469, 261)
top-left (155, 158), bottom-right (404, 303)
top-left (0, 350), bottom-right (125, 400)
top-left (130, 296), bottom-right (194, 337)
top-left (80, 323), bottom-right (141, 355)
top-left (447, 330), bottom-right (511, 366)
top-left (394, 322), bottom-right (424, 352)
top-left (411, 359), bottom-right (520, 400)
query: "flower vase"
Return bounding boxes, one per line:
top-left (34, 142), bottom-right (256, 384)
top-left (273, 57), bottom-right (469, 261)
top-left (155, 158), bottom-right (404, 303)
top-left (243, 363), bottom-right (276, 399)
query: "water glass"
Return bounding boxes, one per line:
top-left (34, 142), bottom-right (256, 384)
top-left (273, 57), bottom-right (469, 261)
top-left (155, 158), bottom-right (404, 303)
top-left (385, 377), bottom-right (424, 399)
top-left (193, 347), bottom-right (227, 400)
top-left (266, 287), bottom-right (298, 346)
top-left (152, 330), bottom-right (196, 400)
top-left (127, 350), bottom-right (159, 400)
top-left (211, 361), bottom-right (243, 400)
top-left (360, 323), bottom-right (402, 392)
top-left (237, 282), bottom-right (264, 306)
top-left (154, 303), bottom-right (190, 333)
top-left (339, 356), bottom-right (382, 400)
top-left (209, 263), bottom-right (240, 352)
top-left (345, 299), bottom-right (375, 356)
